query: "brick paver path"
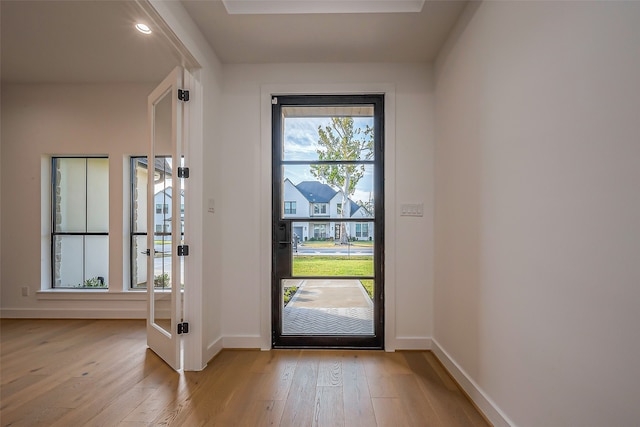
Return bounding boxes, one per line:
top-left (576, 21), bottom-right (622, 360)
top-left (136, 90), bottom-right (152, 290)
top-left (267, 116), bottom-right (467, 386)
top-left (282, 279), bottom-right (374, 335)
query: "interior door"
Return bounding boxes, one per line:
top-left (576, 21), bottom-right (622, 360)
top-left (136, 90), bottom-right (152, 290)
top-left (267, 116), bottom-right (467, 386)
top-left (146, 67), bottom-right (185, 370)
top-left (272, 95), bottom-right (385, 349)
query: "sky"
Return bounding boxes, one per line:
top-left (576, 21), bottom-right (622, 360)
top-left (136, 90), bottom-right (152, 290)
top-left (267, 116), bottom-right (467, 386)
top-left (282, 116), bottom-right (375, 205)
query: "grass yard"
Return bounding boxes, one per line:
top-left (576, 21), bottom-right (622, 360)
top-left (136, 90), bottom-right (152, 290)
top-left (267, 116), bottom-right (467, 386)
top-left (292, 256), bottom-right (374, 298)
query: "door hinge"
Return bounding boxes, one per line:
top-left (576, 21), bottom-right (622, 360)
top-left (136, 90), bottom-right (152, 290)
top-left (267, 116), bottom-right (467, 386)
top-left (178, 89), bottom-right (190, 102)
top-left (177, 167), bottom-right (189, 178)
top-left (177, 245), bottom-right (189, 256)
top-left (177, 322), bottom-right (189, 334)
top-left (272, 97), bottom-right (278, 105)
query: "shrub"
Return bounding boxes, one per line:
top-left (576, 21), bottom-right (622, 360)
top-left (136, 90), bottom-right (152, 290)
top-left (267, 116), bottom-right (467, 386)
top-left (154, 273), bottom-right (170, 288)
top-left (79, 276), bottom-right (107, 288)
top-left (283, 286), bottom-right (298, 305)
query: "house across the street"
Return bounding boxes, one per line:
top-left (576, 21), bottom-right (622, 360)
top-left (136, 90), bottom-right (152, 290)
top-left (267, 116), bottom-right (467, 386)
top-left (283, 179), bottom-right (373, 242)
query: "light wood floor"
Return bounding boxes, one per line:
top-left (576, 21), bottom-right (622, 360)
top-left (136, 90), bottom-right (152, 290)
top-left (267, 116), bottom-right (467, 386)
top-left (1, 319), bottom-right (489, 426)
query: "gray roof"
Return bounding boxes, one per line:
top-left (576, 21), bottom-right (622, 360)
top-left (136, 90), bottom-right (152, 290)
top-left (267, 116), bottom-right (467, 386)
top-left (294, 181), bottom-right (365, 217)
top-left (348, 200), bottom-right (361, 215)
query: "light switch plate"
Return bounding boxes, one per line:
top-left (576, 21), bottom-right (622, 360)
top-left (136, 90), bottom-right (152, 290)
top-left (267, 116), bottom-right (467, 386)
top-left (400, 203), bottom-right (423, 217)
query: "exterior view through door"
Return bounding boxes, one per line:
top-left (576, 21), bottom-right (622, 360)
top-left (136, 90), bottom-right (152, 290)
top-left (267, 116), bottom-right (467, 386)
top-left (272, 95), bottom-right (384, 348)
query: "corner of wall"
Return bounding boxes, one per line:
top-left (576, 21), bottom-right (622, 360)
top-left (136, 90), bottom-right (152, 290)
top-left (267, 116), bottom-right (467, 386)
top-left (431, 339), bottom-right (514, 427)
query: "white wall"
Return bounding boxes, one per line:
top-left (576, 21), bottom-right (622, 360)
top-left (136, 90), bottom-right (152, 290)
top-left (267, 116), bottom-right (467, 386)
top-left (1, 83), bottom-right (152, 316)
top-left (434, 2), bottom-right (640, 425)
top-left (220, 63), bottom-right (435, 349)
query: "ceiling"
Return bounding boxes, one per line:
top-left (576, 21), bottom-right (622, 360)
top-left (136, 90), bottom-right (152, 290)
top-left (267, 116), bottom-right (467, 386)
top-left (181, 0), bottom-right (468, 64)
top-left (0, 1), bottom-right (183, 83)
top-left (1, 0), bottom-right (468, 84)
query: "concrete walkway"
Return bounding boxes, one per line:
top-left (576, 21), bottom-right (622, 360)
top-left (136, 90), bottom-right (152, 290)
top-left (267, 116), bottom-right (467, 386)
top-left (282, 279), bottom-right (374, 335)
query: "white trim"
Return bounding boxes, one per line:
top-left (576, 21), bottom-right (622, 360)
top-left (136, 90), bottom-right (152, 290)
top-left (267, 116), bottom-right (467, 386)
top-left (182, 69), bottom-right (206, 371)
top-left (122, 155), bottom-right (132, 292)
top-left (41, 156), bottom-right (52, 290)
top-left (205, 336), bottom-right (223, 364)
top-left (0, 308), bottom-right (146, 319)
top-left (431, 338), bottom-right (515, 427)
top-left (259, 87), bottom-right (273, 350)
top-left (222, 335), bottom-right (263, 349)
top-left (36, 290), bottom-right (146, 301)
top-left (260, 83), bottom-right (396, 350)
top-left (393, 337), bottom-right (432, 350)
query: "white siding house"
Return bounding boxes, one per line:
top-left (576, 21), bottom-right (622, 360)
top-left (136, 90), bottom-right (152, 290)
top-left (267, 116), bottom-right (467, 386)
top-left (283, 179), bottom-right (373, 241)
top-left (153, 187), bottom-right (184, 234)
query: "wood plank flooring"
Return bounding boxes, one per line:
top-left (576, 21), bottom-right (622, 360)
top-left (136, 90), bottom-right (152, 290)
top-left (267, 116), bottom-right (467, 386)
top-left (1, 319), bottom-right (489, 426)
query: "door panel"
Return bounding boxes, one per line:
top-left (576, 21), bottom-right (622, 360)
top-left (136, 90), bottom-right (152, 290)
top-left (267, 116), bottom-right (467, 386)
top-left (147, 67), bottom-right (183, 370)
top-left (272, 95), bottom-right (384, 349)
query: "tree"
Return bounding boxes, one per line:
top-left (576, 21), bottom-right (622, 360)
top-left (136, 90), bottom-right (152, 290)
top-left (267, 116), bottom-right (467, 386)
top-left (311, 117), bottom-right (373, 244)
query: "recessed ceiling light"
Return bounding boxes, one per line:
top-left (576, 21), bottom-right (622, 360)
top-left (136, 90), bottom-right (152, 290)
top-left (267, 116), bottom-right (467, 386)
top-left (135, 23), bottom-right (152, 35)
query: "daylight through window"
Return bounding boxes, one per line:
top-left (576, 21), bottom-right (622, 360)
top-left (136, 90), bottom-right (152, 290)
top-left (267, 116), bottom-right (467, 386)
top-left (51, 157), bottom-right (109, 288)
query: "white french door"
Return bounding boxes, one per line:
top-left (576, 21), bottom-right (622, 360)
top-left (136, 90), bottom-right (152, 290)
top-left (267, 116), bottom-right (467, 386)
top-left (146, 67), bottom-right (189, 370)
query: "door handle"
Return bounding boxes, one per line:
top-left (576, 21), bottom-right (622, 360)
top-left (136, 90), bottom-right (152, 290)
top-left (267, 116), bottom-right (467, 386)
top-left (278, 241), bottom-right (291, 244)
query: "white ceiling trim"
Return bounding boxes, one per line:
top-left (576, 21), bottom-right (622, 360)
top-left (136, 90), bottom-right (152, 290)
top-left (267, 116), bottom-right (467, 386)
top-left (221, 0), bottom-right (426, 15)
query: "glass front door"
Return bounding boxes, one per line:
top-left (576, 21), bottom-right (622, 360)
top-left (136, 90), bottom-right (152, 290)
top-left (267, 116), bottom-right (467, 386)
top-left (272, 95), bottom-right (384, 348)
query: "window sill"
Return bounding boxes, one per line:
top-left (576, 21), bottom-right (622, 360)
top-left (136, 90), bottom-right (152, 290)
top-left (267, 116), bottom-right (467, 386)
top-left (36, 290), bottom-right (147, 301)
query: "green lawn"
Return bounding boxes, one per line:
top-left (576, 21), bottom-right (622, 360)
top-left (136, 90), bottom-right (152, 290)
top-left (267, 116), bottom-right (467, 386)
top-left (292, 256), bottom-right (374, 298)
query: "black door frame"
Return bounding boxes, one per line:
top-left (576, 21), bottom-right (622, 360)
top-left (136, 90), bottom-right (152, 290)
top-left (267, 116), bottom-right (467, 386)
top-left (271, 94), bottom-right (385, 349)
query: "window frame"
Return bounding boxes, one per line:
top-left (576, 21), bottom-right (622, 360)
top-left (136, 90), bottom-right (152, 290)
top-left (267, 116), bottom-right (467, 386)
top-left (130, 155), bottom-right (182, 289)
top-left (313, 203), bottom-right (328, 216)
top-left (284, 201), bottom-right (297, 215)
top-left (130, 156), bottom-right (149, 289)
top-left (51, 156), bottom-right (109, 289)
top-left (313, 223), bottom-right (328, 239)
top-left (356, 222), bottom-right (369, 238)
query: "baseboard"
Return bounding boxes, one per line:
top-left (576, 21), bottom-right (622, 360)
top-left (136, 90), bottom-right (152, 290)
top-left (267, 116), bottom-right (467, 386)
top-left (222, 335), bottom-right (263, 349)
top-left (431, 338), bottom-right (514, 427)
top-left (205, 336), bottom-right (224, 364)
top-left (391, 336), bottom-right (433, 351)
top-left (0, 308), bottom-right (145, 319)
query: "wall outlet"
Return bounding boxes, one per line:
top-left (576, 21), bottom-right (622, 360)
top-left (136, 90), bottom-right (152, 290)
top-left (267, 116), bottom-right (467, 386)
top-left (21, 286), bottom-right (29, 297)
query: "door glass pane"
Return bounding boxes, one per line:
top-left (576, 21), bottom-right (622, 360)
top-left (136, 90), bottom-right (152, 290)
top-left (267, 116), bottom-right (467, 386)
top-left (282, 164), bottom-right (375, 220)
top-left (179, 156), bottom-right (185, 290)
top-left (292, 225), bottom-right (374, 277)
top-left (281, 278), bottom-right (374, 335)
top-left (282, 106), bottom-right (375, 161)
top-left (152, 89), bottom-right (173, 334)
